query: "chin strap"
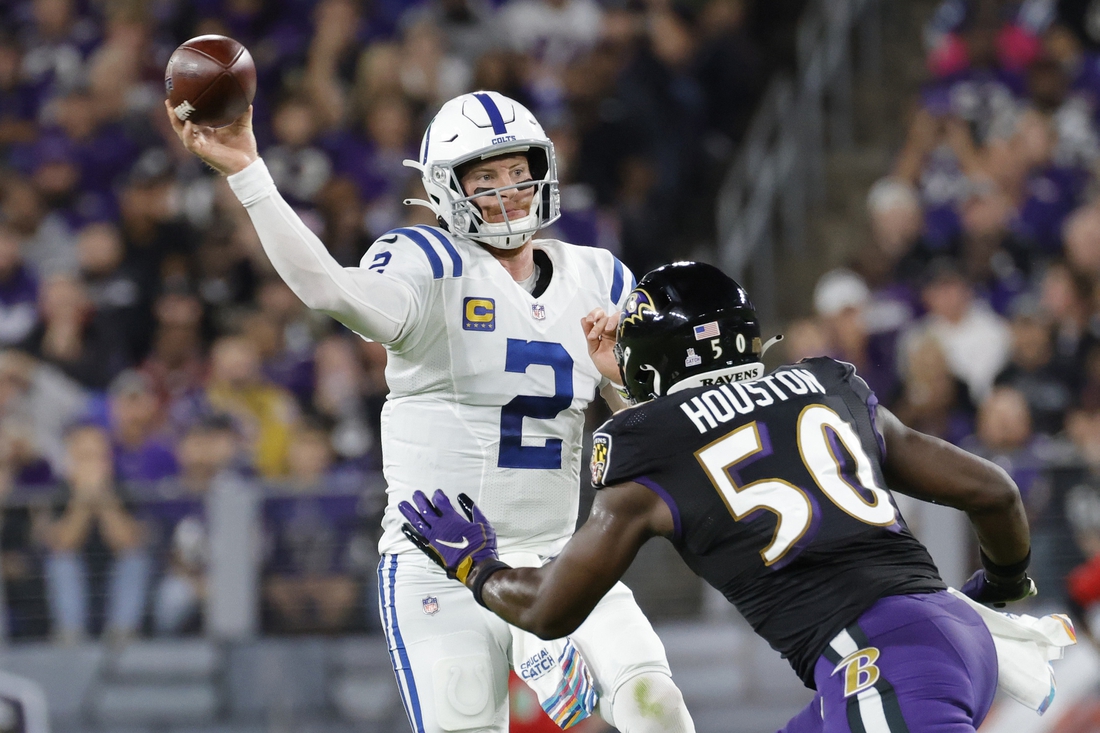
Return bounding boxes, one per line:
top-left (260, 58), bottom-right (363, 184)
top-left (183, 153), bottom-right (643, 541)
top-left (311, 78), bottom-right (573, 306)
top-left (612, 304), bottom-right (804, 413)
top-left (401, 159), bottom-right (433, 210)
top-left (402, 197), bottom-right (434, 210)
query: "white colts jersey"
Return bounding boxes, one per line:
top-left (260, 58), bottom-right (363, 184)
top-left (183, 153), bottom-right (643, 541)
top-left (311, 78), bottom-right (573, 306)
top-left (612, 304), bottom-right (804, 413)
top-left (370, 226), bottom-right (634, 556)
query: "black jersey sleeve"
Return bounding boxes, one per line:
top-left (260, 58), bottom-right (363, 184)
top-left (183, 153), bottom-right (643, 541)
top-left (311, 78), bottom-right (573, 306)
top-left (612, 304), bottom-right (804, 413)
top-left (590, 405), bottom-right (663, 489)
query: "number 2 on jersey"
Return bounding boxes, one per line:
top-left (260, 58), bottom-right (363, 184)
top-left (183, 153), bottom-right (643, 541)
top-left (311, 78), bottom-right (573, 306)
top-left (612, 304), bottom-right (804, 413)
top-left (499, 339), bottom-right (574, 469)
top-left (695, 404), bottom-right (896, 566)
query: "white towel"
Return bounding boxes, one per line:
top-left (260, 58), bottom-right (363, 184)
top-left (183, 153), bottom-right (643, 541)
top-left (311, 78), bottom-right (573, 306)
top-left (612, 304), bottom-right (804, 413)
top-left (948, 588), bottom-right (1077, 715)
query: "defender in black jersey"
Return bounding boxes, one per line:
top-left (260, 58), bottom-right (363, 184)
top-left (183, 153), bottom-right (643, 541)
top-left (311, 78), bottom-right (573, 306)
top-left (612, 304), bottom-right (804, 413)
top-left (401, 263), bottom-right (1044, 732)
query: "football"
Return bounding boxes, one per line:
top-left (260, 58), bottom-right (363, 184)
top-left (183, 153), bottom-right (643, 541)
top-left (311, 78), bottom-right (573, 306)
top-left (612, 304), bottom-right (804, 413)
top-left (165, 35), bottom-right (256, 128)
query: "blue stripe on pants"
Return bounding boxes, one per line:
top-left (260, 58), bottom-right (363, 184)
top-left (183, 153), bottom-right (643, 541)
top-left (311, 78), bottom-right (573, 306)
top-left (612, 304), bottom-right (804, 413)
top-left (379, 556), bottom-right (425, 732)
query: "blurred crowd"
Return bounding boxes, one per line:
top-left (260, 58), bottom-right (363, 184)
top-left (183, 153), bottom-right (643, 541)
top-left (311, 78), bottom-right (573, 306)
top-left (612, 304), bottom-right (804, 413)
top-left (0, 0), bottom-right (802, 641)
top-left (785, 0), bottom-right (1100, 627)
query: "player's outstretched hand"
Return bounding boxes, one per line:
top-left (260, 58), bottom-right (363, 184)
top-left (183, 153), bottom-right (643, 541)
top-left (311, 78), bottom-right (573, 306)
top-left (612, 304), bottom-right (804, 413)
top-left (164, 100), bottom-right (258, 176)
top-left (399, 490), bottom-right (498, 584)
top-left (960, 568), bottom-right (1038, 608)
top-left (582, 307), bottom-right (622, 383)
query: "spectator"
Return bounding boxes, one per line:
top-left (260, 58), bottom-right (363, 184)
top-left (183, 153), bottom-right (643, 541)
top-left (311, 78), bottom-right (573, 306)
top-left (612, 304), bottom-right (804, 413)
top-left (40, 424), bottom-right (149, 644)
top-left (262, 420), bottom-right (365, 633)
top-left (1063, 203), bottom-right (1100, 281)
top-left (357, 95), bottom-right (418, 236)
top-left (812, 268), bottom-right (899, 400)
top-left (891, 332), bottom-right (976, 444)
top-left (395, 18), bottom-right (470, 111)
top-left (920, 8), bottom-right (1026, 145)
top-left (146, 415), bottom-right (243, 636)
top-left (0, 226), bottom-right (39, 348)
top-left (402, 0), bottom-right (502, 67)
top-left (116, 160), bottom-right (194, 289)
top-left (312, 335), bottom-right (374, 465)
top-left (695, 0), bottom-right (766, 147)
top-left (17, 0), bottom-right (99, 103)
top-left (993, 298), bottom-right (1075, 434)
top-left (1006, 108), bottom-right (1088, 257)
top-left (263, 96), bottom-right (333, 210)
top-left (953, 181), bottom-right (1027, 315)
top-left (779, 317), bottom-right (831, 364)
top-left (963, 385), bottom-right (1050, 508)
top-left (0, 176), bottom-right (77, 277)
top-left (76, 222), bottom-right (149, 362)
top-left (25, 88), bottom-right (141, 225)
top-left (205, 335), bottom-right (298, 478)
top-left (194, 224), bottom-right (258, 311)
top-left (1025, 54), bottom-right (1100, 171)
top-left (348, 42), bottom-right (405, 116)
top-left (904, 259), bottom-right (1011, 400)
top-left (0, 466), bottom-right (50, 639)
top-left (18, 273), bottom-right (128, 390)
top-left (0, 35), bottom-right (38, 150)
top-left (863, 177), bottom-right (928, 283)
top-left (1039, 259), bottom-right (1095, 372)
top-left (502, 0), bottom-right (602, 76)
top-left (302, 0), bottom-right (371, 129)
top-left (314, 177), bottom-right (371, 266)
top-left (0, 350), bottom-right (86, 476)
top-left (0, 417), bottom-right (53, 492)
top-left (108, 370), bottom-right (178, 486)
top-left (1081, 342), bottom-right (1100, 410)
top-left (140, 285), bottom-right (207, 415)
top-left (239, 309), bottom-right (313, 409)
top-left (893, 109), bottom-right (982, 248)
top-left (1067, 406), bottom-right (1100, 470)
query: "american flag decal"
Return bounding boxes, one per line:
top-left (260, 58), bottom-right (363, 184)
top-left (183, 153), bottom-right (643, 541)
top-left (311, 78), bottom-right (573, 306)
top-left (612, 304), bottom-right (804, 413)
top-left (693, 321), bottom-right (720, 340)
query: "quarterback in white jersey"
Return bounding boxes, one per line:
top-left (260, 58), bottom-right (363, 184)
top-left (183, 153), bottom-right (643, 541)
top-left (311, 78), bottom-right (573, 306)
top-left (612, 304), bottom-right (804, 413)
top-left (166, 91), bottom-right (694, 733)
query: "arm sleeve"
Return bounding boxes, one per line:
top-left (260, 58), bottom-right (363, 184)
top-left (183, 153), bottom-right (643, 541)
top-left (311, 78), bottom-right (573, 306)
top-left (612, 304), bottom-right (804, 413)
top-left (227, 159), bottom-right (419, 345)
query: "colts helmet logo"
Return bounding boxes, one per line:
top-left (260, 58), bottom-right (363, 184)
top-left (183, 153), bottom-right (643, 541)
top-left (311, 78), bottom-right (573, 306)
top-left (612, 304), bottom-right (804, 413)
top-left (620, 288), bottom-right (656, 327)
top-left (590, 434), bottom-right (611, 486)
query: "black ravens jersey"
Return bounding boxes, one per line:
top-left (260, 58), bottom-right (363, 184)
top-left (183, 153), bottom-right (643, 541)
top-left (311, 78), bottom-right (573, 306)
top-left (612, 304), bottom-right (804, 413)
top-left (590, 357), bottom-right (945, 687)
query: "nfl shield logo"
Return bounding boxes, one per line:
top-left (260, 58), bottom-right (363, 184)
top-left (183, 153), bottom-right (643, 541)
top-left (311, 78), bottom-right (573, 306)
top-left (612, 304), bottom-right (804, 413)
top-left (531, 304), bottom-right (546, 320)
top-left (422, 596), bottom-right (439, 615)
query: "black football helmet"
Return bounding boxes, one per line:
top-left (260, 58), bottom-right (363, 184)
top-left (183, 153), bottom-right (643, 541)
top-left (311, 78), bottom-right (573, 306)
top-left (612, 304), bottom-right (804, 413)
top-left (615, 262), bottom-right (763, 403)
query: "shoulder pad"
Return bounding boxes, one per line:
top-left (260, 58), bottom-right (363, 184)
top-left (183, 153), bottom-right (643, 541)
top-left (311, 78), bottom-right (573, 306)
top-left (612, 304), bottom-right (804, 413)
top-left (364, 226), bottom-right (465, 279)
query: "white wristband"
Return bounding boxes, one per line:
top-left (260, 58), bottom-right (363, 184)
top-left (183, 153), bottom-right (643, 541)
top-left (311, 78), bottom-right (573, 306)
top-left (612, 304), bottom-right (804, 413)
top-left (227, 158), bottom-right (276, 207)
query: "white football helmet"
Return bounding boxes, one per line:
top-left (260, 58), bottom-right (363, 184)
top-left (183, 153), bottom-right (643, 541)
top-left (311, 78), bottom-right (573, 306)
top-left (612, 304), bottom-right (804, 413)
top-left (403, 91), bottom-right (560, 250)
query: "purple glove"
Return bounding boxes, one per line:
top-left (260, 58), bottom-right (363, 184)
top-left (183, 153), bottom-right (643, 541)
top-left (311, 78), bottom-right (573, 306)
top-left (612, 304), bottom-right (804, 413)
top-left (959, 569), bottom-right (1037, 608)
top-left (399, 490), bottom-right (498, 584)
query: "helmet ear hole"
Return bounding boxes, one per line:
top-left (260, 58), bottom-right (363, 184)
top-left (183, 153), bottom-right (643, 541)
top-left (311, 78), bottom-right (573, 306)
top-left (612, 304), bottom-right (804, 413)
top-left (527, 149), bottom-right (549, 180)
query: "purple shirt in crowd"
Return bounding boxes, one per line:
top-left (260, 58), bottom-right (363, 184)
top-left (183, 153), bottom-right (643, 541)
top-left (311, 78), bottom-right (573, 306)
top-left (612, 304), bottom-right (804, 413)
top-left (114, 439), bottom-right (180, 485)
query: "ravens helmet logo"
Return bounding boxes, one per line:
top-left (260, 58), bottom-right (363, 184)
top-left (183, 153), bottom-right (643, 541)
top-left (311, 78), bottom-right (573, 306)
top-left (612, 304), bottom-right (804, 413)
top-left (621, 288), bottom-right (656, 327)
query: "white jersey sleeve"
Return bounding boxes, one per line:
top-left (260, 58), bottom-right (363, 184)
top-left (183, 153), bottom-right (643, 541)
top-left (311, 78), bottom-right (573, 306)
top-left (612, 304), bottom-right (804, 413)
top-left (592, 247), bottom-right (636, 388)
top-left (227, 158), bottom-right (427, 345)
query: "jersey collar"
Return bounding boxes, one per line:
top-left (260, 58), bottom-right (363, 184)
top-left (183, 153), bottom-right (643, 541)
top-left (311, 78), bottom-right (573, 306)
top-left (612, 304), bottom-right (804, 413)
top-left (666, 362), bottom-right (765, 395)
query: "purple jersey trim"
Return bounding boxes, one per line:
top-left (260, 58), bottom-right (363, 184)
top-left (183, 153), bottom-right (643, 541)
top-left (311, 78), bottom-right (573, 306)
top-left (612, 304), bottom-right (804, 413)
top-left (866, 391), bottom-right (886, 459)
top-left (636, 476), bottom-right (682, 543)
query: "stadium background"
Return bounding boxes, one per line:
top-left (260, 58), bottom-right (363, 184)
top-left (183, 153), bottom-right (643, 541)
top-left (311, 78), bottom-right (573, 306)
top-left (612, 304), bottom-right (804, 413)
top-left (0, 0), bottom-right (1098, 731)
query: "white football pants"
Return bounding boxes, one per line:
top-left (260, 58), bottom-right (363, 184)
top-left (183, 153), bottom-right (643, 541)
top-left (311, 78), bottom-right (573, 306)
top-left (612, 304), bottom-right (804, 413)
top-left (377, 551), bottom-right (680, 733)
